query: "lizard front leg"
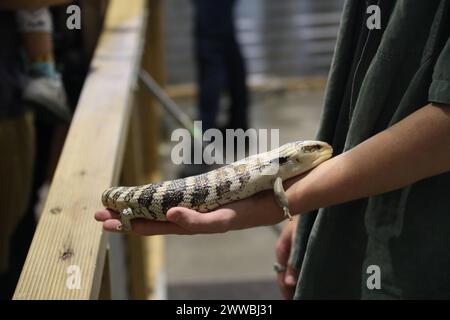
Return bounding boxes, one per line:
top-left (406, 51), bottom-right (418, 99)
top-left (273, 176), bottom-right (293, 221)
top-left (117, 208), bottom-right (133, 232)
top-left (117, 206), bottom-right (159, 232)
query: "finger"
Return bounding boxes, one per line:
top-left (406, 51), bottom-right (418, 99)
top-left (285, 219), bottom-right (300, 288)
top-left (277, 263), bottom-right (298, 300)
top-left (275, 261), bottom-right (300, 300)
top-left (103, 219), bottom-right (123, 232)
top-left (275, 222), bottom-right (293, 299)
top-left (95, 209), bottom-right (121, 221)
top-left (277, 271), bottom-right (297, 300)
top-left (167, 207), bottom-right (232, 234)
top-left (277, 271), bottom-right (288, 298)
top-left (285, 264), bottom-right (300, 287)
top-left (276, 229), bottom-right (291, 263)
top-left (277, 268), bottom-right (297, 300)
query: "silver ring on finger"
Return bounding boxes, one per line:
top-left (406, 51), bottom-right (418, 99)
top-left (273, 262), bottom-right (287, 273)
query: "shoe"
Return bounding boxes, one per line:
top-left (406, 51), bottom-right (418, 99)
top-left (23, 75), bottom-right (72, 123)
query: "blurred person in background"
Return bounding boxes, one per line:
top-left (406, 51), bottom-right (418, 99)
top-left (192, 0), bottom-right (249, 132)
top-left (0, 0), bottom-right (73, 299)
top-left (179, 0), bottom-right (249, 177)
top-left (17, 7), bottom-right (72, 123)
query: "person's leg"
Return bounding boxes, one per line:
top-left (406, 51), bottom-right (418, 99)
top-left (17, 8), bottom-right (71, 123)
top-left (226, 36), bottom-right (249, 131)
top-left (180, 0), bottom-right (229, 177)
top-left (193, 0), bottom-right (234, 131)
top-left (17, 8), bottom-right (57, 79)
top-left (222, 0), bottom-right (248, 131)
top-left (195, 38), bottom-right (227, 131)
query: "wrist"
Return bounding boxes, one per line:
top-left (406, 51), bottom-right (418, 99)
top-left (285, 155), bottom-right (340, 215)
top-left (287, 179), bottom-right (310, 215)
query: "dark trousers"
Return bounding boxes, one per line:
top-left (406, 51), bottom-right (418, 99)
top-left (193, 0), bottom-right (248, 131)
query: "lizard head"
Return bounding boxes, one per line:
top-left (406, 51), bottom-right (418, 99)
top-left (270, 140), bottom-right (333, 178)
top-left (295, 140), bottom-right (333, 167)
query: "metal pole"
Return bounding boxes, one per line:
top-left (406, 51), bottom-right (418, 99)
top-left (138, 69), bottom-right (202, 141)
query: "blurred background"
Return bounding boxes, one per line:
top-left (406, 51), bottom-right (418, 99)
top-left (165, 0), bottom-right (343, 84)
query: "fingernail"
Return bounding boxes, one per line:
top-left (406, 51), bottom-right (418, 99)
top-left (285, 275), bottom-right (296, 286)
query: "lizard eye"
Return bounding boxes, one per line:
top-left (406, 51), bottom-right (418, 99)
top-left (302, 145), bottom-right (322, 153)
top-left (270, 156), bottom-right (289, 165)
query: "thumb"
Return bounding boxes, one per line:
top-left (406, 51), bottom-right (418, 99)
top-left (166, 207), bottom-right (230, 234)
top-left (166, 207), bottom-right (198, 228)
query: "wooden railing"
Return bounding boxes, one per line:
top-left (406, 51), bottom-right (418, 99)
top-left (13, 0), bottom-right (165, 299)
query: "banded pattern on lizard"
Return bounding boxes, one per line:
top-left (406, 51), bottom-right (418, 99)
top-left (102, 140), bottom-right (333, 232)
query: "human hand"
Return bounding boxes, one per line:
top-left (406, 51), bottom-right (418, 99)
top-left (95, 189), bottom-right (289, 236)
top-left (275, 217), bottom-right (300, 299)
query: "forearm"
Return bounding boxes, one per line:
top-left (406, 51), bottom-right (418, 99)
top-left (288, 103), bottom-right (450, 214)
top-left (0, 0), bottom-right (71, 10)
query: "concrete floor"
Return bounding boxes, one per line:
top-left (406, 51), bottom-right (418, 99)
top-left (158, 88), bottom-right (325, 299)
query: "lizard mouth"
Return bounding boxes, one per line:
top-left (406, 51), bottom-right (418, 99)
top-left (312, 148), bottom-right (333, 166)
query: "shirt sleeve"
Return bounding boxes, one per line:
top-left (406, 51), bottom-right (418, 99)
top-left (429, 35), bottom-right (450, 105)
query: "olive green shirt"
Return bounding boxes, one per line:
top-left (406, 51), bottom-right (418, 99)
top-left (292, 0), bottom-right (450, 299)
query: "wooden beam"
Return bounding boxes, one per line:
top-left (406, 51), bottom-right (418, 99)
top-left (139, 0), bottom-right (165, 181)
top-left (125, 235), bottom-right (165, 300)
top-left (13, 0), bottom-right (147, 299)
top-left (145, 235), bottom-right (165, 300)
top-left (126, 234), bottom-right (148, 299)
top-left (98, 249), bottom-right (111, 300)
